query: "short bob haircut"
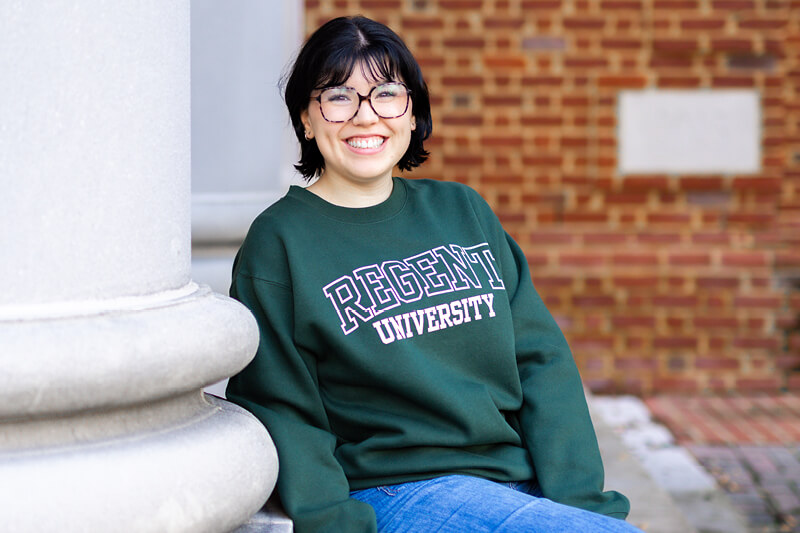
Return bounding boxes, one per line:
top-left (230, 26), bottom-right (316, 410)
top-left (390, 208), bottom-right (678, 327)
top-left (284, 16), bottom-right (432, 181)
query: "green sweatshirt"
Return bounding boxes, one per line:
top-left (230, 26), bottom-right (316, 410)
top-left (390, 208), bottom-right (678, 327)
top-left (226, 177), bottom-right (630, 533)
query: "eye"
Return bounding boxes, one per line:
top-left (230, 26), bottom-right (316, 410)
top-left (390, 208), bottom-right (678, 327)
top-left (322, 88), bottom-right (355, 104)
top-left (374, 84), bottom-right (402, 100)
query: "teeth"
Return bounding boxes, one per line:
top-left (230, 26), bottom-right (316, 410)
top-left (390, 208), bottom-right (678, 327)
top-left (347, 136), bottom-right (384, 149)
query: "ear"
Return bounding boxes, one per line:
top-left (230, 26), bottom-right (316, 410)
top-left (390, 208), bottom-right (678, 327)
top-left (301, 109), bottom-right (314, 139)
top-left (411, 117), bottom-right (416, 131)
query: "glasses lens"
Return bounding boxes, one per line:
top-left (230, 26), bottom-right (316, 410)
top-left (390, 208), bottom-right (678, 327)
top-left (370, 83), bottom-right (409, 118)
top-left (319, 87), bottom-right (358, 122)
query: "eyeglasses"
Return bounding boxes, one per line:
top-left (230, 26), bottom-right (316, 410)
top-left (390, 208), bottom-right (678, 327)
top-left (311, 82), bottom-right (411, 123)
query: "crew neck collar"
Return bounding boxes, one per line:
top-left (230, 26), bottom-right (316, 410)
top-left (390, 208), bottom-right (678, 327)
top-left (287, 176), bottom-right (408, 224)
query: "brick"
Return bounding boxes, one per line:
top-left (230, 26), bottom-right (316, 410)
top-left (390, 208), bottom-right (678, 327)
top-left (564, 58), bottom-right (609, 68)
top-left (402, 17), bottom-right (444, 29)
top-left (694, 317), bottom-right (739, 328)
top-left (733, 337), bottom-right (781, 349)
top-left (601, 0), bottom-right (642, 7)
top-left (613, 316), bottom-right (656, 327)
top-left (776, 252), bottom-right (800, 267)
top-left (521, 76), bottom-right (563, 86)
top-left (612, 253), bottom-right (659, 266)
top-left (653, 39), bottom-right (699, 52)
top-left (441, 116), bottom-right (483, 126)
top-left (615, 357), bottom-right (658, 370)
top-left (526, 253), bottom-right (548, 266)
top-left (483, 17), bottom-right (525, 29)
top-left (563, 17), bottom-right (606, 29)
top-left (443, 156), bottom-right (482, 166)
top-left (638, 233), bottom-right (681, 244)
top-left (727, 213), bottom-right (775, 225)
top-left (480, 136), bottom-right (523, 147)
top-left (584, 233), bottom-right (628, 244)
top-left (710, 39), bottom-right (754, 52)
top-left (529, 232), bottom-right (574, 245)
top-left (442, 76), bottom-right (483, 86)
top-left (559, 253), bottom-right (606, 267)
top-left (712, 76), bottom-right (756, 88)
top-left (443, 37), bottom-right (485, 48)
top-left (599, 75), bottom-right (648, 88)
top-left (736, 378), bottom-right (783, 391)
top-left (440, 0), bottom-right (482, 8)
top-left (359, 0), bottom-right (402, 7)
top-left (650, 56), bottom-right (694, 68)
top-left (696, 357), bottom-right (741, 369)
top-left (775, 355), bottom-right (800, 369)
top-left (659, 76), bottom-right (702, 88)
top-left (734, 296), bottom-right (781, 309)
top-left (482, 174), bottom-right (524, 184)
top-left (483, 96), bottom-right (522, 106)
top-left (622, 176), bottom-right (671, 191)
top-left (522, 155), bottom-right (563, 167)
top-left (571, 336), bottom-right (615, 350)
top-left (613, 276), bottom-right (660, 287)
top-left (563, 213), bottom-right (609, 223)
top-left (601, 38), bottom-right (642, 49)
top-left (738, 18), bottom-right (788, 29)
top-left (560, 137), bottom-right (589, 148)
top-left (655, 337), bottom-right (698, 349)
top-left (722, 252), bottom-right (770, 267)
top-left (483, 56), bottom-right (526, 69)
top-left (712, 0), bottom-right (755, 7)
top-left (692, 233), bottom-right (731, 245)
top-left (680, 19), bottom-right (726, 30)
top-left (521, 37), bottom-right (567, 51)
top-left (561, 96), bottom-right (591, 107)
top-left (653, 377), bottom-right (699, 393)
top-left (497, 212), bottom-right (526, 224)
top-left (532, 276), bottom-right (573, 288)
top-left (653, 295), bottom-right (698, 306)
top-left (521, 0), bottom-right (562, 8)
top-left (669, 253), bottom-right (711, 266)
top-left (680, 177), bottom-right (725, 191)
top-left (655, 0), bottom-right (699, 7)
top-left (732, 177), bottom-right (782, 192)
top-left (647, 213), bottom-right (691, 224)
top-left (521, 115), bottom-right (563, 126)
top-left (727, 55), bottom-right (776, 70)
top-left (572, 295), bottom-right (616, 307)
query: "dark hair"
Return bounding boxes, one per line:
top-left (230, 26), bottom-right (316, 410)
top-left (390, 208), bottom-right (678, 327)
top-left (284, 16), bottom-right (432, 181)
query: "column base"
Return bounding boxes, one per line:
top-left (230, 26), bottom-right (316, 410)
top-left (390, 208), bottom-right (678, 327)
top-left (0, 394), bottom-right (277, 533)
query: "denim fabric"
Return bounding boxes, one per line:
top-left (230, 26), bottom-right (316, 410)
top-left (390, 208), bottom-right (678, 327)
top-left (351, 475), bottom-right (643, 533)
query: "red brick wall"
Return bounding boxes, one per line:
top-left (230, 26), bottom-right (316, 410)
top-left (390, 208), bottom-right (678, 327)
top-left (304, 0), bottom-right (800, 395)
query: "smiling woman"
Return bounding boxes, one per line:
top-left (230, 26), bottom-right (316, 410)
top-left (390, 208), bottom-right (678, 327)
top-left (225, 15), bottom-right (642, 533)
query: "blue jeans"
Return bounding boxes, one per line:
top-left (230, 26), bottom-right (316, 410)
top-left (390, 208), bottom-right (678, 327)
top-left (351, 475), bottom-right (643, 533)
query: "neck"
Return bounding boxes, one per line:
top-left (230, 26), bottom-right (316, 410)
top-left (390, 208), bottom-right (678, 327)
top-left (306, 173), bottom-right (394, 208)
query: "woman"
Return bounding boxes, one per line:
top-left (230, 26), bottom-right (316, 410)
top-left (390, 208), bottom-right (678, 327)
top-left (227, 15), bottom-right (640, 533)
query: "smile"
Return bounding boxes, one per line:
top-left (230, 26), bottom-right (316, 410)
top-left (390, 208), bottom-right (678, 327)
top-left (346, 136), bottom-right (385, 149)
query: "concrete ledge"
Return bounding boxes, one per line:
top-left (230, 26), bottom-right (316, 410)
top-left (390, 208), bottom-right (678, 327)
top-left (590, 397), bottom-right (697, 533)
top-left (591, 395), bottom-right (749, 533)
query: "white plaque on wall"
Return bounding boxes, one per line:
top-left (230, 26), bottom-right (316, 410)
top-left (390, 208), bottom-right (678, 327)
top-left (618, 90), bottom-right (761, 174)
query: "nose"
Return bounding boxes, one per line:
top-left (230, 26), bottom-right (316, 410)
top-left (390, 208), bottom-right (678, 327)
top-left (351, 98), bottom-right (379, 125)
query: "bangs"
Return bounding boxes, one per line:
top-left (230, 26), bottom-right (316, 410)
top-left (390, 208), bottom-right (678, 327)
top-left (314, 47), bottom-right (401, 89)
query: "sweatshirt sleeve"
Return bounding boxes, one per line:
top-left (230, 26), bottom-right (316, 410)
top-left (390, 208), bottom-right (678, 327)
top-left (226, 271), bottom-right (378, 533)
top-left (501, 233), bottom-right (631, 519)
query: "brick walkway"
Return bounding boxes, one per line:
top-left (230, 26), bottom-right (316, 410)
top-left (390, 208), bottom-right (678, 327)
top-left (645, 395), bottom-right (800, 533)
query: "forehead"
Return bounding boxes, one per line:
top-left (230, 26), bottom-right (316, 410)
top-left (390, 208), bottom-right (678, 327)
top-left (317, 55), bottom-right (400, 89)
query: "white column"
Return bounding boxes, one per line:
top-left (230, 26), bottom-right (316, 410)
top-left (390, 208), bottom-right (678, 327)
top-left (0, 2), bottom-right (278, 531)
